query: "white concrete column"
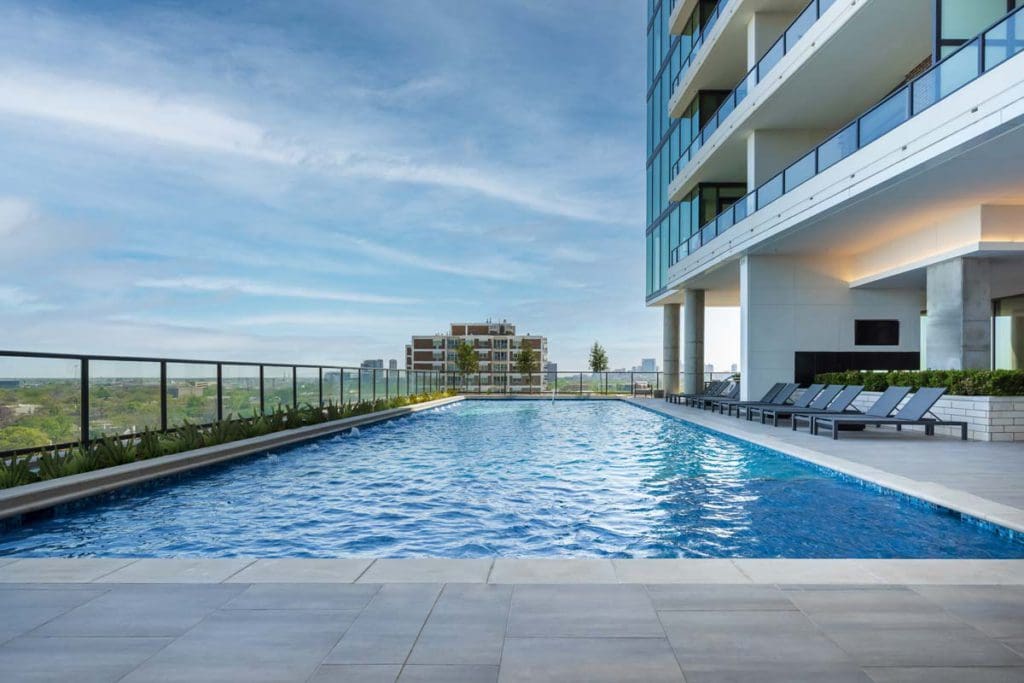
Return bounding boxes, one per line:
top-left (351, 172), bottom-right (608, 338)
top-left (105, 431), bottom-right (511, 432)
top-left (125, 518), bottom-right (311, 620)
top-left (926, 257), bottom-right (992, 369)
top-left (663, 304), bottom-right (681, 394)
top-left (746, 12), bottom-right (795, 70)
top-left (683, 289), bottom-right (705, 395)
top-left (746, 129), bottom-right (830, 188)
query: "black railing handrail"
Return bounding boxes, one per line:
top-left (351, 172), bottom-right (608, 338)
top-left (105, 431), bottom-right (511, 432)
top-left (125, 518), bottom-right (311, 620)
top-left (670, 3), bottom-right (1024, 266)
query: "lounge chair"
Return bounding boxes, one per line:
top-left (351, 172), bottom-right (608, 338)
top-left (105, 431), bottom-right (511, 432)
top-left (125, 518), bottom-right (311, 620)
top-left (740, 384), bottom-right (826, 422)
top-left (812, 387), bottom-right (965, 439)
top-left (786, 385), bottom-right (865, 430)
top-left (693, 382), bottom-right (741, 410)
top-left (724, 383), bottom-right (799, 417)
top-left (796, 385), bottom-right (910, 433)
top-left (747, 384), bottom-right (833, 425)
top-left (686, 381), bottom-right (735, 407)
top-left (701, 382), bottom-right (781, 413)
top-left (667, 380), bottom-right (725, 405)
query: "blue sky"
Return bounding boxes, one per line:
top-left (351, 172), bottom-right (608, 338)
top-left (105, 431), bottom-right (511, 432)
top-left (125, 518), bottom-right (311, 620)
top-left (0, 0), bottom-right (738, 370)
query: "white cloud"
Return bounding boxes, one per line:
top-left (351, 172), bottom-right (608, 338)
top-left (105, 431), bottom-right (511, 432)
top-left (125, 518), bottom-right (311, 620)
top-left (135, 276), bottom-right (416, 305)
top-left (0, 284), bottom-right (57, 311)
top-left (0, 197), bottom-right (34, 235)
top-left (336, 236), bottom-right (538, 283)
top-left (0, 66), bottom-right (626, 224)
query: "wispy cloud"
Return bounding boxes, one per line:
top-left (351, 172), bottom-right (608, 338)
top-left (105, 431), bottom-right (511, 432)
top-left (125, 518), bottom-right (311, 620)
top-left (0, 284), bottom-right (58, 312)
top-left (0, 197), bottom-right (34, 235)
top-left (135, 277), bottom-right (416, 305)
top-left (336, 236), bottom-right (539, 283)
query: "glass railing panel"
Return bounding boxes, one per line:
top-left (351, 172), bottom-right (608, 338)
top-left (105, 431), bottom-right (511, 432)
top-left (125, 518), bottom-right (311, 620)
top-left (717, 94), bottom-right (736, 123)
top-left (913, 39), bottom-right (980, 114)
top-left (858, 87), bottom-right (909, 147)
top-left (717, 206), bottom-right (735, 233)
top-left (607, 372), bottom-right (632, 395)
top-left (0, 356), bottom-right (81, 451)
top-left (784, 150), bottom-right (817, 191)
top-left (296, 367), bottom-right (319, 407)
top-left (343, 369), bottom-right (360, 404)
top-left (785, 1), bottom-right (818, 50)
top-left (322, 369), bottom-right (342, 407)
top-left (688, 233), bottom-right (701, 254)
top-left (985, 11), bottom-right (1023, 70)
top-left (757, 38), bottom-right (785, 81)
top-left (700, 223), bottom-right (715, 245)
top-left (221, 365), bottom-right (260, 418)
top-left (166, 363), bottom-right (217, 427)
top-left (702, 115), bottom-right (718, 141)
top-left (89, 361), bottom-right (161, 439)
top-left (817, 122), bottom-right (858, 171)
top-left (262, 366), bottom-right (293, 413)
top-left (819, 0), bottom-right (838, 14)
top-left (733, 194), bottom-right (751, 223)
top-left (756, 173), bottom-right (784, 209)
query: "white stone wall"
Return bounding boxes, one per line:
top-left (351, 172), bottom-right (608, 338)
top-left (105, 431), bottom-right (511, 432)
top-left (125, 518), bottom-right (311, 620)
top-left (848, 392), bottom-right (1024, 442)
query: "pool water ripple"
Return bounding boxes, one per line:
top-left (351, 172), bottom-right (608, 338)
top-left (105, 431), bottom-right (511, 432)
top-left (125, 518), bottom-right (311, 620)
top-left (1, 400), bottom-right (1023, 558)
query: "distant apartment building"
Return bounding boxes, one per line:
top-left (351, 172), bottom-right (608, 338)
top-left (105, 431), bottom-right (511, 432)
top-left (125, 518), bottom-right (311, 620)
top-left (648, 0), bottom-right (1024, 398)
top-left (360, 359), bottom-right (384, 369)
top-left (633, 358), bottom-right (658, 373)
top-left (388, 359), bottom-right (398, 370)
top-left (405, 320), bottom-right (548, 392)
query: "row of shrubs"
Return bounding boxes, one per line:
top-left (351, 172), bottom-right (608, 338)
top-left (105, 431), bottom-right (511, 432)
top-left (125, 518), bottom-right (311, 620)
top-left (0, 392), bottom-right (455, 490)
top-left (813, 370), bottom-right (1024, 396)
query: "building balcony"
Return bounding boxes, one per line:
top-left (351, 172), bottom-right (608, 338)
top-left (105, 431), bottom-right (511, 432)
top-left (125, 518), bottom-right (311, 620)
top-left (666, 10), bottom-right (1024, 289)
top-left (669, 0), bottom-right (931, 202)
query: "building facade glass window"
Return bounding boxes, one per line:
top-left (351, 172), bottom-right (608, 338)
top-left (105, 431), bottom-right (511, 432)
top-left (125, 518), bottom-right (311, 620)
top-left (994, 294), bottom-right (1024, 370)
top-left (935, 0), bottom-right (1021, 59)
top-left (647, 0), bottom-right (722, 299)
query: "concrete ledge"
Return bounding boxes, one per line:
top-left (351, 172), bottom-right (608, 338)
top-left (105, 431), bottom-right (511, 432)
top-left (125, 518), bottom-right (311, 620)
top-left (0, 395), bottom-right (464, 521)
top-left (1, 558), bottom-right (1022, 584)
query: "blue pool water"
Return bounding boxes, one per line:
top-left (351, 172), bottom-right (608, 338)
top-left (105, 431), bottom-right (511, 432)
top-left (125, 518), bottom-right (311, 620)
top-left (1, 400), bottom-right (1022, 558)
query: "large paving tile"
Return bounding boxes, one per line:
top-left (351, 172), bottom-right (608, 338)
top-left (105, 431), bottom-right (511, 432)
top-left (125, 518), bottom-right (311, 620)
top-left (647, 584), bottom-right (796, 611)
top-left (811, 611), bottom-right (1024, 667)
top-left (862, 560), bottom-right (1024, 585)
top-left (122, 609), bottom-right (357, 682)
top-left (507, 584), bottom-right (663, 637)
top-left (227, 558), bottom-right (373, 583)
top-left (399, 664), bottom-right (499, 682)
top-left (96, 558), bottom-right (254, 583)
top-left (0, 558), bottom-right (135, 583)
top-left (33, 583), bottom-right (246, 637)
top-left (490, 559), bottom-right (615, 583)
top-left (865, 667), bottom-right (1024, 682)
top-left (358, 559), bottom-right (491, 583)
top-left (308, 664), bottom-right (401, 682)
top-left (613, 559), bottom-right (750, 583)
top-left (784, 587), bottom-right (944, 616)
top-left (324, 584), bottom-right (442, 665)
top-left (408, 584), bottom-right (511, 665)
top-left (732, 560), bottom-right (884, 585)
top-left (225, 583), bottom-right (381, 611)
top-left (660, 610), bottom-right (853, 669)
top-left (681, 666), bottom-right (873, 682)
top-left (498, 637), bottom-right (684, 682)
top-left (912, 586), bottom-right (1024, 638)
top-left (0, 635), bottom-right (172, 682)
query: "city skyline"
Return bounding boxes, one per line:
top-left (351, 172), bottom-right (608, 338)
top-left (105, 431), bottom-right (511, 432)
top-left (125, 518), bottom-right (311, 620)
top-left (0, 1), bottom-right (739, 371)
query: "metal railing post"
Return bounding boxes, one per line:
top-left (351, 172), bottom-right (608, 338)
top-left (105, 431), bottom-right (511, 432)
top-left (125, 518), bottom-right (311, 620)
top-left (160, 361), bottom-right (168, 431)
top-left (259, 365), bottom-right (265, 415)
top-left (292, 366), bottom-right (298, 408)
top-left (80, 358), bottom-right (90, 448)
top-left (579, 373), bottom-right (583, 395)
top-left (318, 367), bottom-right (323, 407)
top-left (339, 368), bottom-right (345, 406)
top-left (373, 369), bottom-right (377, 402)
top-left (216, 363), bottom-right (223, 421)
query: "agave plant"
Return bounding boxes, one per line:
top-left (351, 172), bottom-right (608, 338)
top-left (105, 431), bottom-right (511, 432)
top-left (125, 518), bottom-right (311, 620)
top-left (137, 429), bottom-right (164, 460)
top-left (203, 419), bottom-right (241, 447)
top-left (94, 436), bottom-right (137, 468)
top-left (37, 447), bottom-right (71, 480)
top-left (0, 455), bottom-right (37, 489)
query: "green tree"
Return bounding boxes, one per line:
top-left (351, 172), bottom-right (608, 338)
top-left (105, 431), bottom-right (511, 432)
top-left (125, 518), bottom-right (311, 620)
top-left (455, 341), bottom-right (480, 390)
top-left (588, 341), bottom-right (609, 373)
top-left (514, 344), bottom-right (539, 392)
top-left (0, 426), bottom-right (50, 451)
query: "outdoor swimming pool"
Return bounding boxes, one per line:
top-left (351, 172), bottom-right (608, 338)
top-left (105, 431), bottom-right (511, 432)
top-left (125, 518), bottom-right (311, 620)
top-left (1, 400), bottom-right (1022, 558)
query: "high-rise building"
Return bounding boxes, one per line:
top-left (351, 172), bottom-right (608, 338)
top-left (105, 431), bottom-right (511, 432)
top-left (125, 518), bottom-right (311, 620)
top-left (543, 361), bottom-right (558, 381)
top-left (647, 0), bottom-right (1024, 399)
top-left (406, 321), bottom-right (548, 392)
top-left (388, 359), bottom-right (398, 370)
top-left (635, 358), bottom-right (657, 373)
top-left (360, 359), bottom-right (384, 369)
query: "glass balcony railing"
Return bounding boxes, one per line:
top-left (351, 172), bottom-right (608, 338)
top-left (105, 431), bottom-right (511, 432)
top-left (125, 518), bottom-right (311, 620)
top-left (668, 4), bottom-right (1023, 267)
top-left (671, 0), bottom-right (733, 96)
top-left (671, 0), bottom-right (836, 182)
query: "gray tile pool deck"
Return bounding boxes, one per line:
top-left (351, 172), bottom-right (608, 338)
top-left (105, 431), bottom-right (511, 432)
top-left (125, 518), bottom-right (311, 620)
top-left (1, 397), bottom-right (1024, 680)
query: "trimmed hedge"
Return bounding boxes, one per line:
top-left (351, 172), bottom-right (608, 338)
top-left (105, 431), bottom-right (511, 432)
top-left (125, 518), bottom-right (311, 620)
top-left (813, 370), bottom-right (1024, 396)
